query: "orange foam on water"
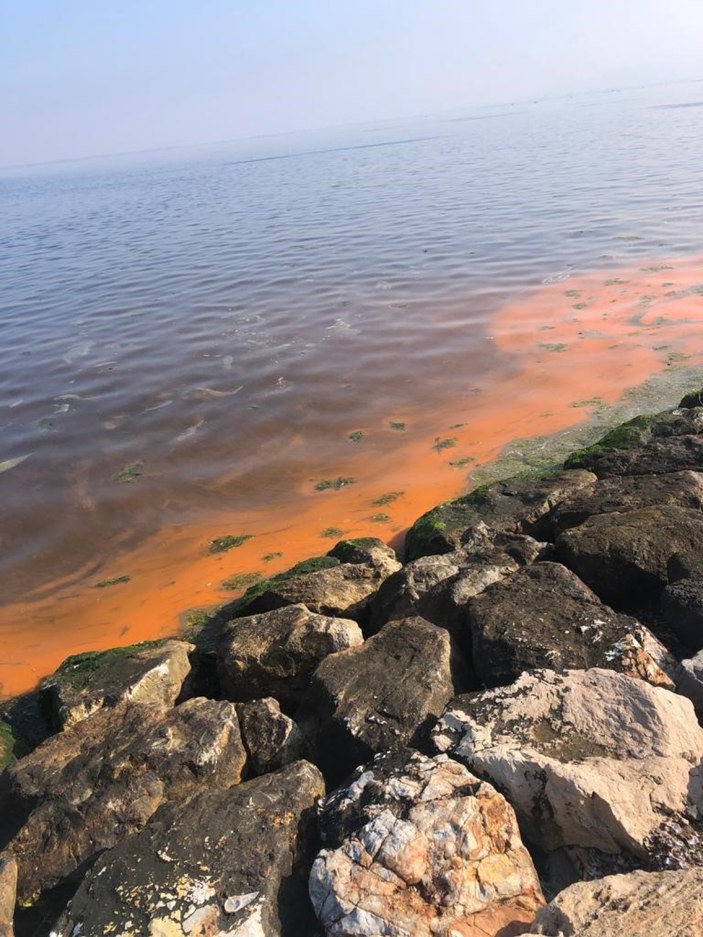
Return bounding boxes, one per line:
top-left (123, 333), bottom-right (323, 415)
top-left (2, 255), bottom-right (702, 697)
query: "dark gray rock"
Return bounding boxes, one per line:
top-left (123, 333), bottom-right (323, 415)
top-left (236, 697), bottom-right (306, 775)
top-left (1, 698), bottom-right (246, 905)
top-left (52, 760), bottom-right (325, 937)
top-left (40, 639), bottom-right (193, 730)
top-left (661, 576), bottom-right (703, 652)
top-left (218, 603), bottom-right (363, 711)
top-left (404, 470), bottom-right (596, 560)
top-left (465, 562), bottom-right (677, 689)
top-left (566, 434), bottom-right (703, 478)
top-left (297, 617), bottom-right (466, 784)
top-left (556, 506), bottom-right (703, 609)
top-left (551, 471), bottom-right (703, 536)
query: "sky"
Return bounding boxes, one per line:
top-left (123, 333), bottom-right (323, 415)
top-left (2, 0), bottom-right (703, 168)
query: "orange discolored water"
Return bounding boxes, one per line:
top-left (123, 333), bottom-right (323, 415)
top-left (2, 85), bottom-right (703, 696)
top-left (1, 252), bottom-right (702, 697)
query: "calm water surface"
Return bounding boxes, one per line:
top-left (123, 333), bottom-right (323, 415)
top-left (2, 82), bottom-right (703, 694)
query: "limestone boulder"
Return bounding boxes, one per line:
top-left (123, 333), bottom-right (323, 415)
top-left (529, 868), bottom-right (703, 936)
top-left (678, 650), bottom-right (703, 714)
top-left (465, 562), bottom-right (677, 689)
top-left (310, 751), bottom-right (544, 937)
top-left (236, 697), bottom-right (305, 775)
top-left (52, 760), bottom-right (325, 937)
top-left (40, 639), bottom-right (193, 730)
top-left (404, 470), bottom-right (596, 560)
top-left (661, 575), bottom-right (703, 652)
top-left (556, 506), bottom-right (703, 609)
top-left (229, 540), bottom-right (401, 623)
top-left (217, 603), bottom-right (363, 711)
top-left (1, 698), bottom-right (246, 904)
top-left (433, 668), bottom-right (703, 859)
top-left (551, 470), bottom-right (703, 535)
top-left (297, 617), bottom-right (466, 784)
top-left (0, 855), bottom-right (17, 937)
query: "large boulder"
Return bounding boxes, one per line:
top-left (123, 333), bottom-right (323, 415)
top-left (53, 760), bottom-right (325, 937)
top-left (678, 649), bottom-right (703, 714)
top-left (661, 575), bottom-right (703, 652)
top-left (309, 751), bottom-right (545, 937)
top-left (404, 470), bottom-right (596, 559)
top-left (217, 603), bottom-right (363, 711)
top-left (1, 698), bottom-right (246, 904)
top-left (551, 470), bottom-right (703, 535)
top-left (235, 697), bottom-right (306, 775)
top-left (464, 562), bottom-right (677, 689)
top-left (40, 639), bottom-right (193, 730)
top-left (566, 433), bottom-right (703, 477)
top-left (228, 539), bottom-right (401, 623)
top-left (556, 506), bottom-right (703, 609)
top-left (433, 668), bottom-right (703, 860)
top-left (529, 868), bottom-right (703, 936)
top-left (0, 855), bottom-right (17, 937)
top-left (297, 617), bottom-right (466, 784)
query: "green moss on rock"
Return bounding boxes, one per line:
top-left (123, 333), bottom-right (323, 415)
top-left (564, 414), bottom-right (653, 470)
top-left (47, 641), bottom-right (168, 691)
top-left (679, 388), bottom-right (703, 409)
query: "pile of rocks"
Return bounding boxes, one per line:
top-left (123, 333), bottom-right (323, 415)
top-left (2, 392), bottom-right (703, 936)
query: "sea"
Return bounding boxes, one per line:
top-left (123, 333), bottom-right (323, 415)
top-left (2, 79), bottom-right (703, 696)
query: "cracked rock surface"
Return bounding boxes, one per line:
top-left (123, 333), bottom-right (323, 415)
top-left (52, 760), bottom-right (325, 937)
top-left (433, 668), bottom-right (703, 859)
top-left (309, 751), bottom-right (545, 936)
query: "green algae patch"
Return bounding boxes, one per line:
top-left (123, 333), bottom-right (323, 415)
top-left (224, 555), bottom-right (342, 613)
top-left (564, 414), bottom-right (653, 470)
top-left (48, 641), bottom-right (167, 690)
top-left (372, 491), bottom-right (404, 506)
top-left (538, 342), bottom-right (568, 352)
top-left (348, 430), bottom-right (365, 443)
top-left (432, 437), bottom-right (457, 452)
top-left (95, 575), bottom-right (131, 589)
top-left (222, 572), bottom-right (261, 592)
top-left (0, 720), bottom-right (17, 770)
top-left (370, 513), bottom-right (390, 523)
top-left (389, 421), bottom-right (406, 431)
top-left (328, 537), bottom-right (385, 565)
top-left (569, 398), bottom-right (604, 409)
top-left (114, 462), bottom-right (143, 484)
top-left (262, 551), bottom-right (283, 563)
top-left (449, 456), bottom-right (475, 468)
top-left (314, 477), bottom-right (355, 491)
top-left (209, 534), bottom-right (252, 554)
top-left (321, 527), bottom-right (344, 538)
top-left (564, 290), bottom-right (582, 298)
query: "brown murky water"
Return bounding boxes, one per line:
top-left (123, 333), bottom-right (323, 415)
top-left (2, 85), bottom-right (703, 696)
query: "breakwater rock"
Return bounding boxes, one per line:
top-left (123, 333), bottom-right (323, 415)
top-left (3, 390), bottom-right (703, 935)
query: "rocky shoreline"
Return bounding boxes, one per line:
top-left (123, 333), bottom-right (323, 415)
top-left (2, 389), bottom-right (703, 936)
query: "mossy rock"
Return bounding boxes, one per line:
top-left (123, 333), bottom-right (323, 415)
top-left (564, 415), bottom-right (654, 471)
top-left (679, 387), bottom-right (703, 409)
top-left (404, 501), bottom-right (479, 561)
top-left (221, 555), bottom-right (341, 618)
top-left (0, 718), bottom-right (32, 770)
top-left (327, 537), bottom-right (388, 564)
top-left (46, 640), bottom-right (168, 692)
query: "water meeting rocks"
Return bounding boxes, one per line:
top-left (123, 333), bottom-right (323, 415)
top-left (1, 697), bottom-right (246, 904)
top-left (528, 868), bottom-right (703, 936)
top-left (217, 603), bottom-right (363, 710)
top-left (52, 760), bottom-right (325, 937)
top-left (432, 668), bottom-right (703, 860)
top-left (404, 470), bottom-right (596, 560)
top-left (296, 617), bottom-right (465, 783)
top-left (309, 751), bottom-right (545, 937)
top-left (464, 561), bottom-right (677, 689)
top-left (40, 638), bottom-right (194, 730)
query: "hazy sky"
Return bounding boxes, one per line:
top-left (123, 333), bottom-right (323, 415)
top-left (2, 0), bottom-right (703, 167)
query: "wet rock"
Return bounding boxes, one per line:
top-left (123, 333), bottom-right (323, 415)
top-left (678, 650), bottom-right (703, 714)
top-left (404, 470), bottom-right (596, 560)
top-left (236, 697), bottom-right (305, 775)
top-left (566, 433), bottom-right (703, 477)
top-left (433, 668), bottom-right (703, 859)
top-left (465, 562), bottom-right (677, 689)
top-left (661, 575), bottom-right (703, 652)
top-left (368, 524), bottom-right (543, 634)
top-left (52, 760), bottom-right (325, 937)
top-left (218, 604), bottom-right (363, 711)
top-left (297, 617), bottom-right (465, 784)
top-left (2, 698), bottom-right (246, 904)
top-left (529, 868), bottom-right (703, 936)
top-left (679, 389), bottom-right (703, 409)
top-left (229, 543), bottom-right (401, 623)
top-left (309, 751), bottom-right (544, 937)
top-left (556, 506), bottom-right (703, 609)
top-left (40, 639), bottom-right (193, 730)
top-left (0, 855), bottom-right (17, 937)
top-left (551, 470), bottom-right (703, 535)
